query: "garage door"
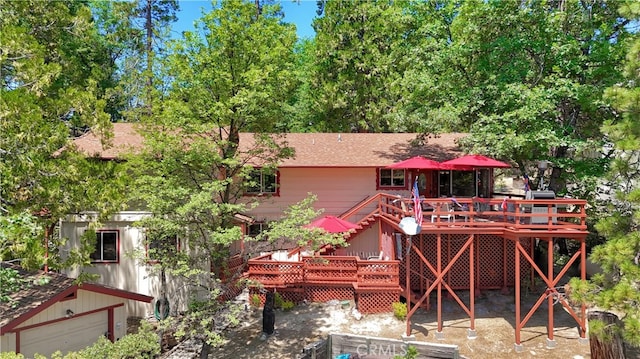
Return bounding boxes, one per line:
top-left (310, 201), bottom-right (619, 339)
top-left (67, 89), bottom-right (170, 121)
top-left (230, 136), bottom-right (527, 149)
top-left (20, 311), bottom-right (107, 358)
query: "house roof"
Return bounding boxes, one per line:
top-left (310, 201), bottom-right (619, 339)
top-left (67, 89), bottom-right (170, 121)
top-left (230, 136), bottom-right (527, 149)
top-left (0, 263), bottom-right (153, 334)
top-left (68, 123), bottom-right (467, 167)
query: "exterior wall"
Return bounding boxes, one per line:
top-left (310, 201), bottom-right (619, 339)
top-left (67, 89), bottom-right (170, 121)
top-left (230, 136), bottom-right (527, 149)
top-left (59, 167), bottom-right (411, 316)
top-left (19, 310), bottom-right (107, 358)
top-left (1, 333), bottom-right (16, 353)
top-left (248, 167), bottom-right (409, 221)
top-left (16, 290), bottom-right (123, 330)
top-left (60, 212), bottom-right (185, 317)
top-left (3, 291), bottom-right (134, 357)
top-left (334, 225), bottom-right (380, 259)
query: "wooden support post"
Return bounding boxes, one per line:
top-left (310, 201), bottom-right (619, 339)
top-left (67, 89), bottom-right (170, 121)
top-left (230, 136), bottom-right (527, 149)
top-left (515, 238), bottom-right (522, 350)
top-left (436, 233), bottom-right (443, 338)
top-left (547, 239), bottom-right (555, 346)
top-left (405, 235), bottom-right (411, 337)
top-left (468, 234), bottom-right (476, 339)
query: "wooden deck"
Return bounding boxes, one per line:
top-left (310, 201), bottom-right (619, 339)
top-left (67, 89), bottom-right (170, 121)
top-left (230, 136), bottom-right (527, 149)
top-left (247, 193), bottom-right (588, 293)
top-left (248, 255), bottom-right (400, 290)
top-left (245, 193), bottom-right (589, 348)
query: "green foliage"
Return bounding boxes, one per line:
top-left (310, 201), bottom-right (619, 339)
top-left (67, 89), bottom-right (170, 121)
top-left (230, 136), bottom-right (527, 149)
top-left (1, 0), bottom-right (130, 273)
top-left (392, 302), bottom-right (407, 321)
top-left (250, 293), bottom-right (262, 308)
top-left (393, 344), bottom-right (418, 359)
top-left (255, 193), bottom-right (347, 254)
top-left (1, 321), bottom-right (160, 359)
top-left (311, 0), bottom-right (410, 132)
top-left (0, 266), bottom-right (51, 308)
top-left (0, 212), bottom-right (44, 269)
top-left (0, 354), bottom-right (24, 359)
top-left (568, 2), bottom-right (640, 347)
top-left (273, 292), bottom-right (295, 311)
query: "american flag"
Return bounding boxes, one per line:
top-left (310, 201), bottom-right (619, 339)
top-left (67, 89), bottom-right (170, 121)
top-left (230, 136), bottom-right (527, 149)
top-left (412, 178), bottom-right (423, 225)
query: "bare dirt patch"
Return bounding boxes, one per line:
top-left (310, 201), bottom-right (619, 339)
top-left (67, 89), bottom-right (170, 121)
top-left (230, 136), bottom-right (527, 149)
top-left (207, 289), bottom-right (591, 359)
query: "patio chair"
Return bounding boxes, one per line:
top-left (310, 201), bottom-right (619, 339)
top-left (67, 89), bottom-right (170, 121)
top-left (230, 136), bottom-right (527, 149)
top-left (451, 198), bottom-right (469, 222)
top-left (431, 202), bottom-right (455, 223)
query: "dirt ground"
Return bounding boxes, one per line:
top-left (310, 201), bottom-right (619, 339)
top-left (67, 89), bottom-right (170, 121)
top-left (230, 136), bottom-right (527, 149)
top-left (206, 289), bottom-right (592, 359)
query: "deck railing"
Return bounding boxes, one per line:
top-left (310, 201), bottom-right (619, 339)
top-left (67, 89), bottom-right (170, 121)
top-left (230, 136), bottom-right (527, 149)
top-left (335, 193), bottom-right (587, 233)
top-left (376, 195), bottom-right (587, 232)
top-left (247, 255), bottom-right (400, 288)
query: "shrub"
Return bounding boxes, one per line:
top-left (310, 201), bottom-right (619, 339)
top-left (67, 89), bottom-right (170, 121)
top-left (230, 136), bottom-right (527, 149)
top-left (280, 299), bottom-right (295, 311)
top-left (274, 292), bottom-right (285, 308)
top-left (3, 321), bottom-right (160, 359)
top-left (392, 302), bottom-right (407, 321)
top-left (250, 293), bottom-right (262, 308)
top-left (394, 345), bottom-right (418, 359)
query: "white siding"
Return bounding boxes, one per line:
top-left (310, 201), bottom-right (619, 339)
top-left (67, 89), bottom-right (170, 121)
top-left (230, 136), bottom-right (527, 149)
top-left (1, 333), bottom-right (16, 353)
top-left (61, 214), bottom-right (181, 317)
top-left (16, 290), bottom-right (122, 329)
top-left (20, 311), bottom-right (107, 358)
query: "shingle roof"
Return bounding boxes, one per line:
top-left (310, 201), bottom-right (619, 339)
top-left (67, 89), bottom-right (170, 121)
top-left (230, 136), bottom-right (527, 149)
top-left (68, 123), bottom-right (467, 167)
top-left (0, 263), bottom-right (152, 334)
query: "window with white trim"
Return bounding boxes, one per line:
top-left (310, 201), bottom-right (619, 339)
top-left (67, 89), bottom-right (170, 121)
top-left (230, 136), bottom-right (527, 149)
top-left (90, 230), bottom-right (119, 263)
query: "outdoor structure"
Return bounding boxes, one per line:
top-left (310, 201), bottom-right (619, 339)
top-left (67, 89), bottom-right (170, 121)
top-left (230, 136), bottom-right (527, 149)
top-left (246, 193), bottom-right (589, 351)
top-left (60, 123), bottom-right (589, 350)
top-left (59, 124), bottom-right (466, 316)
top-left (60, 211), bottom-right (247, 317)
top-left (0, 264), bottom-right (153, 358)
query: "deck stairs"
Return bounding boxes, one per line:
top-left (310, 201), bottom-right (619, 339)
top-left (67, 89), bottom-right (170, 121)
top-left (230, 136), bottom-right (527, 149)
top-left (339, 193), bottom-right (405, 239)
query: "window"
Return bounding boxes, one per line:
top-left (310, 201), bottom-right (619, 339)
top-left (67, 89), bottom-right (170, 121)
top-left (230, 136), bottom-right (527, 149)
top-left (246, 169), bottom-right (278, 195)
top-left (91, 230), bottom-right (119, 263)
top-left (378, 169), bottom-right (406, 189)
top-left (246, 222), bottom-right (269, 239)
top-left (147, 235), bottom-right (179, 263)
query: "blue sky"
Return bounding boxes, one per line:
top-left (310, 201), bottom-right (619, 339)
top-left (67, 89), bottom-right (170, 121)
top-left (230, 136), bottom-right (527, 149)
top-left (173, 1), bottom-right (318, 40)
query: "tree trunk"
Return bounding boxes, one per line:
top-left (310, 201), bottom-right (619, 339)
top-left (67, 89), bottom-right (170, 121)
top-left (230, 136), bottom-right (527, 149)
top-left (589, 311), bottom-right (626, 359)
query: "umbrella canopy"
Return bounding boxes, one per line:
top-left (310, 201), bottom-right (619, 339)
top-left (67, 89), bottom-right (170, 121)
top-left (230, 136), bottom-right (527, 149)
top-left (387, 156), bottom-right (441, 169)
top-left (306, 215), bottom-right (359, 233)
top-left (440, 154), bottom-right (510, 169)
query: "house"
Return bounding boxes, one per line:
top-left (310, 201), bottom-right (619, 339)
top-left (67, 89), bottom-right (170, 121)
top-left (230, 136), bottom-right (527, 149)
top-left (59, 124), bottom-right (467, 316)
top-left (0, 263), bottom-right (152, 358)
top-left (60, 123), bottom-right (590, 350)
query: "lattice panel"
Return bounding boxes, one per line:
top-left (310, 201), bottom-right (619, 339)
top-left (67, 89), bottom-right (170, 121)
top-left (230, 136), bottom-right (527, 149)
top-left (218, 281), bottom-right (245, 302)
top-left (401, 234), bottom-right (534, 292)
top-left (278, 288), bottom-right (305, 304)
top-left (477, 235), bottom-right (505, 288)
top-left (303, 257), bottom-right (358, 282)
top-left (357, 291), bottom-right (399, 314)
top-left (248, 262), bottom-right (303, 285)
top-left (358, 262), bottom-right (399, 287)
top-left (249, 288), bottom-right (266, 307)
top-left (503, 237), bottom-right (534, 287)
top-left (277, 263), bottom-right (304, 284)
top-left (305, 285), bottom-right (354, 302)
top-left (445, 234), bottom-right (472, 289)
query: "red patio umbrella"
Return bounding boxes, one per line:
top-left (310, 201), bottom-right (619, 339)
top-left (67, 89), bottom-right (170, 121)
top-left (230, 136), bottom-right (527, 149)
top-left (387, 156), bottom-right (442, 169)
top-left (305, 215), bottom-right (359, 233)
top-left (440, 154), bottom-right (510, 169)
